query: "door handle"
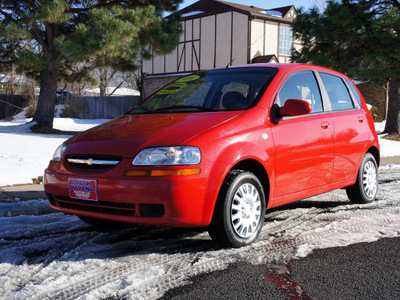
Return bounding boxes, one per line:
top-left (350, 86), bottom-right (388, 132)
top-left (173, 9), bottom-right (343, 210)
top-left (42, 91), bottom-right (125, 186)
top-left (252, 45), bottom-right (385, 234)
top-left (358, 116), bottom-right (364, 123)
top-left (321, 121), bottom-right (329, 129)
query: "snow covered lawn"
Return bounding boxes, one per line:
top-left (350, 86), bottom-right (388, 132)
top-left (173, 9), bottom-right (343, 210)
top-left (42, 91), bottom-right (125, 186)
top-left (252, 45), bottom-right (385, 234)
top-left (0, 117), bottom-right (398, 186)
top-left (0, 118), bottom-right (109, 186)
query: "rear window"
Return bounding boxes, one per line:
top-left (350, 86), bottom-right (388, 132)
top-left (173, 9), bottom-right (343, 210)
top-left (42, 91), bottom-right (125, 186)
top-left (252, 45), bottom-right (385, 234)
top-left (130, 68), bottom-right (277, 114)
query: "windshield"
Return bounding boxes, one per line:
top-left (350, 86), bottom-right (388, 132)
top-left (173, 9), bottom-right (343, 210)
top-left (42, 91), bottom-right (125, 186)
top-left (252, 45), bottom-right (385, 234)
top-left (130, 67), bottom-right (277, 114)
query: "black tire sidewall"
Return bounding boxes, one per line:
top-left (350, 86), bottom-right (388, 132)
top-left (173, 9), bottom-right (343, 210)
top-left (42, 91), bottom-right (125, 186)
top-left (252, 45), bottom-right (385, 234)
top-left (220, 172), bottom-right (266, 247)
top-left (346, 153), bottom-right (378, 204)
top-left (357, 153), bottom-right (378, 202)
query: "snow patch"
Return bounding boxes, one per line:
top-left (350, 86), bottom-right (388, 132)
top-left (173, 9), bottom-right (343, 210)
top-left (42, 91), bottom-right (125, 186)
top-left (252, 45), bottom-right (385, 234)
top-left (0, 171), bottom-right (399, 299)
top-left (0, 117), bottom-right (109, 186)
top-left (265, 10), bottom-right (283, 17)
top-left (181, 11), bottom-right (204, 18)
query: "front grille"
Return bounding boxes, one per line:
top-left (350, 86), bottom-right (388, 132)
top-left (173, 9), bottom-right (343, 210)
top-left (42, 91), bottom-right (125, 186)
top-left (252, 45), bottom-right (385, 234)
top-left (66, 155), bottom-right (122, 171)
top-left (54, 195), bottom-right (136, 216)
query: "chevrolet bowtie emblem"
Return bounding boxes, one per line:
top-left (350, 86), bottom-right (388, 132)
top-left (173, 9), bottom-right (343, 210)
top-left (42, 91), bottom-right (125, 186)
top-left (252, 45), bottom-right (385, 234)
top-left (85, 158), bottom-right (94, 165)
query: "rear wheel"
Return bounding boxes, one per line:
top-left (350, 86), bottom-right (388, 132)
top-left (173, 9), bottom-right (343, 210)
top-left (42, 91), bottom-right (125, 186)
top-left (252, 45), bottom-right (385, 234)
top-left (208, 171), bottom-right (266, 248)
top-left (346, 153), bottom-right (378, 204)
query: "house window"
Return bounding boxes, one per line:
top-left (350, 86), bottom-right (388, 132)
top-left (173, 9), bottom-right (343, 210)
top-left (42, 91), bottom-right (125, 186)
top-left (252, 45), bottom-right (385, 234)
top-left (279, 26), bottom-right (293, 56)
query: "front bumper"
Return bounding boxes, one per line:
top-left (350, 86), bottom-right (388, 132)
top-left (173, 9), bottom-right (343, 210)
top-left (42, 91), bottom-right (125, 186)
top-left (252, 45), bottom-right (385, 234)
top-left (44, 158), bottom-right (213, 227)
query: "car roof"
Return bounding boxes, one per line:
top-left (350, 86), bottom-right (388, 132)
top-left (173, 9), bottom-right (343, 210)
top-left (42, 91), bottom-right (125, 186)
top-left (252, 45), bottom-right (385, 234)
top-left (223, 63), bottom-right (351, 80)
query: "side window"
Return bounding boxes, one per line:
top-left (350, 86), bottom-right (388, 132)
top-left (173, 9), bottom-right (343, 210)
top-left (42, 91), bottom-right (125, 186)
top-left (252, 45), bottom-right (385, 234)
top-left (345, 78), bottom-right (362, 107)
top-left (275, 71), bottom-right (323, 113)
top-left (320, 73), bottom-right (354, 110)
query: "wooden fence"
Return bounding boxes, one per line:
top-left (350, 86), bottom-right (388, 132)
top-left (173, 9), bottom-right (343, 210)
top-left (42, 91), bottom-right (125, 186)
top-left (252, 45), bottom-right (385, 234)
top-left (0, 95), bottom-right (141, 120)
top-left (0, 94), bottom-right (29, 120)
top-left (77, 96), bottom-right (141, 119)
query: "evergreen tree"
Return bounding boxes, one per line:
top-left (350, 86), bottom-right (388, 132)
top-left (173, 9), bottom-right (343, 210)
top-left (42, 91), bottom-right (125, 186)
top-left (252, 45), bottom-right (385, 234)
top-left (0, 0), bottom-right (182, 129)
top-left (292, 0), bottom-right (400, 134)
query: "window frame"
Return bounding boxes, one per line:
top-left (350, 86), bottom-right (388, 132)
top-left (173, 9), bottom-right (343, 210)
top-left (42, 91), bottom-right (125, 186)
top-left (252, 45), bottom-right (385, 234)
top-left (317, 72), bottom-right (359, 112)
top-left (344, 78), bottom-right (362, 109)
top-left (279, 26), bottom-right (294, 57)
top-left (274, 70), bottom-right (326, 116)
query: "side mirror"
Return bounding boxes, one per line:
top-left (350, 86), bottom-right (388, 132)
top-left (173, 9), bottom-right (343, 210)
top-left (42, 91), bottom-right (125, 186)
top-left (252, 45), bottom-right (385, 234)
top-left (279, 99), bottom-right (312, 117)
top-left (271, 99), bottom-right (312, 123)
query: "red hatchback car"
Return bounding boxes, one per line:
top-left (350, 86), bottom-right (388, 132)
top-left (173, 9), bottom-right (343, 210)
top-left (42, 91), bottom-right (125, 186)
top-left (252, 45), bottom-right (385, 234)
top-left (44, 64), bottom-right (379, 247)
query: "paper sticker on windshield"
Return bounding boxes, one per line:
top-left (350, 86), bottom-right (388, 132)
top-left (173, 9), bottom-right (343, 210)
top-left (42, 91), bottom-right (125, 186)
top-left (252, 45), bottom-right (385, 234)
top-left (176, 75), bottom-right (200, 82)
top-left (157, 82), bottom-right (187, 95)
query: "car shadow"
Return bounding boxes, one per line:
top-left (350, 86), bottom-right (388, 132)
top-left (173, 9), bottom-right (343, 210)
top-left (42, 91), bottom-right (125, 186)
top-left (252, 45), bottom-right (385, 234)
top-left (266, 198), bottom-right (350, 214)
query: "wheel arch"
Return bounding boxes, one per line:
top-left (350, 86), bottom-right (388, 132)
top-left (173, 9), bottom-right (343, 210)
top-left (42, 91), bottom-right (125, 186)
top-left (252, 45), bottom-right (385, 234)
top-left (367, 146), bottom-right (380, 167)
top-left (212, 158), bottom-right (271, 216)
top-left (208, 160), bottom-right (269, 247)
top-left (229, 159), bottom-right (271, 205)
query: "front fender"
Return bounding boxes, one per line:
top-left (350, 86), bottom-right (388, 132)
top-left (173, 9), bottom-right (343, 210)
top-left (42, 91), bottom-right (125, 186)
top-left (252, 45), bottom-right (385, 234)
top-left (199, 138), bottom-right (275, 225)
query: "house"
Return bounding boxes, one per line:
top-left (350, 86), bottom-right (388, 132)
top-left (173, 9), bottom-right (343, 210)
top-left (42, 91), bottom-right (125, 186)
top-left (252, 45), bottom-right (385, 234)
top-left (142, 0), bottom-right (300, 97)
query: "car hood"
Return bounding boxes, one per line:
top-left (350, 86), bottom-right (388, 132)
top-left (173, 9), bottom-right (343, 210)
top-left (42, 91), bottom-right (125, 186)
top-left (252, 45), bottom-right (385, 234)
top-left (64, 112), bottom-right (242, 158)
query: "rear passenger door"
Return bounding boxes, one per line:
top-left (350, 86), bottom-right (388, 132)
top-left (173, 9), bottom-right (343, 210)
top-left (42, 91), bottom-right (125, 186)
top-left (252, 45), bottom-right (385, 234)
top-left (318, 73), bottom-right (370, 182)
top-left (271, 71), bottom-right (335, 204)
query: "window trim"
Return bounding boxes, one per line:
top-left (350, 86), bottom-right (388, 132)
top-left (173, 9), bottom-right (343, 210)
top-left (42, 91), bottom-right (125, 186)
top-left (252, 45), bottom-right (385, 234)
top-left (317, 71), bottom-right (358, 112)
top-left (274, 70), bottom-right (325, 113)
top-left (279, 26), bottom-right (293, 57)
top-left (343, 78), bottom-right (362, 109)
top-left (270, 69), bottom-right (363, 123)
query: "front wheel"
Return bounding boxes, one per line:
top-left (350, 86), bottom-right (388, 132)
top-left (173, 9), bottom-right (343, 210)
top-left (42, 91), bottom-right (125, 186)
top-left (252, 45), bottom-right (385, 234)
top-left (208, 171), bottom-right (266, 248)
top-left (346, 153), bottom-right (378, 204)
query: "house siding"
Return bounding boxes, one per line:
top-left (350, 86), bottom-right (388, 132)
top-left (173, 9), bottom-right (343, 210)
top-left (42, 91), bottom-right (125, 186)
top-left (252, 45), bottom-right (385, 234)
top-left (142, 1), bottom-right (299, 97)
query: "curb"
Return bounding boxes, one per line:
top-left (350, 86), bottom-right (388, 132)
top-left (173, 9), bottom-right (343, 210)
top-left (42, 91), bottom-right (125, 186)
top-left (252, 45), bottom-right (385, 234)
top-left (0, 184), bottom-right (46, 202)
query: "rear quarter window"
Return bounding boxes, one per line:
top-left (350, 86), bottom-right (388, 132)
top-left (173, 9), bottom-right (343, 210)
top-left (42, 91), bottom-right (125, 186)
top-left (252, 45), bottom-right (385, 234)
top-left (345, 78), bottom-right (362, 107)
top-left (320, 73), bottom-right (354, 111)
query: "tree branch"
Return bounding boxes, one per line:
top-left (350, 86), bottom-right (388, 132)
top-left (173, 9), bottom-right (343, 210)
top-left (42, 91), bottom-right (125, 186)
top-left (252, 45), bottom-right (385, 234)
top-left (107, 77), bottom-right (126, 96)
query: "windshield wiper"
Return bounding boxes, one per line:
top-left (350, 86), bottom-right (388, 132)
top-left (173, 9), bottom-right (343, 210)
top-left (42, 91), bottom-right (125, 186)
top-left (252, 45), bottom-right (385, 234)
top-left (151, 105), bottom-right (218, 113)
top-left (130, 106), bottom-right (150, 114)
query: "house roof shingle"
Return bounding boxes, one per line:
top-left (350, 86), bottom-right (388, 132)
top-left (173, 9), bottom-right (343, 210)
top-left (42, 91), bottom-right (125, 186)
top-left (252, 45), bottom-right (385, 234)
top-left (178, 0), bottom-right (295, 22)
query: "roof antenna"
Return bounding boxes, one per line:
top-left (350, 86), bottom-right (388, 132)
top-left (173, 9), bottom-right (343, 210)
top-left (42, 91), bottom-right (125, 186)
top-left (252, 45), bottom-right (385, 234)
top-left (226, 57), bottom-right (236, 68)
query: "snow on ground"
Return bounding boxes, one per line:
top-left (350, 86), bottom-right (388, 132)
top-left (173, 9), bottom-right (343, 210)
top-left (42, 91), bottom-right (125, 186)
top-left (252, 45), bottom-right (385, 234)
top-left (0, 170), bottom-right (399, 299)
top-left (83, 87), bottom-right (140, 96)
top-left (0, 117), bottom-right (399, 186)
top-left (0, 117), bottom-right (109, 186)
top-left (375, 121), bottom-right (400, 157)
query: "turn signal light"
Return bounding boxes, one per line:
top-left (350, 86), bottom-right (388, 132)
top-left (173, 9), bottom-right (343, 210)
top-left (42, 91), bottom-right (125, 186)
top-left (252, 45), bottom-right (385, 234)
top-left (124, 168), bottom-right (201, 177)
top-left (47, 162), bottom-right (59, 171)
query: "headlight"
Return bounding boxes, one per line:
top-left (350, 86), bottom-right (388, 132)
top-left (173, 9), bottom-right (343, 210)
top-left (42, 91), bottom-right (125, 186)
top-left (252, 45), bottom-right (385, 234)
top-left (132, 146), bottom-right (201, 166)
top-left (52, 144), bottom-right (67, 162)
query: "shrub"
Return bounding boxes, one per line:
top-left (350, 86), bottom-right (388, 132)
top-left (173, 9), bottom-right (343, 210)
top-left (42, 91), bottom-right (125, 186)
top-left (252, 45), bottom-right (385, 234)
top-left (60, 98), bottom-right (87, 118)
top-left (370, 106), bottom-right (383, 122)
top-left (25, 97), bottom-right (38, 118)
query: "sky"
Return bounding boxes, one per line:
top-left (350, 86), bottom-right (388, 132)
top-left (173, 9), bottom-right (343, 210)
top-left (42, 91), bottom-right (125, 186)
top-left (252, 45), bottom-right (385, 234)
top-left (179, 0), bottom-right (323, 11)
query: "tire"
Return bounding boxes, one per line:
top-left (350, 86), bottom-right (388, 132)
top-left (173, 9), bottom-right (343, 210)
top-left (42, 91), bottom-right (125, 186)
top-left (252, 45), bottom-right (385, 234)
top-left (346, 153), bottom-right (378, 204)
top-left (208, 170), bottom-right (266, 248)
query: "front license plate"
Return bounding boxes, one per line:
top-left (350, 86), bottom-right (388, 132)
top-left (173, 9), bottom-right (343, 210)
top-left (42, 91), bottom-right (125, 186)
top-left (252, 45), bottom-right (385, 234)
top-left (68, 178), bottom-right (98, 201)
